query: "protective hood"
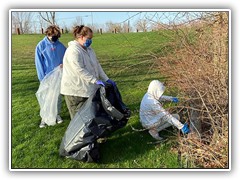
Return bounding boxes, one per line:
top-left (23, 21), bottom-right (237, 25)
top-left (147, 80), bottom-right (165, 100)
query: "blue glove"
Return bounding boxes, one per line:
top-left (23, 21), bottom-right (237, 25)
top-left (106, 79), bottom-right (116, 86)
top-left (96, 80), bottom-right (105, 87)
top-left (181, 123), bottom-right (190, 134)
top-left (172, 97), bottom-right (179, 103)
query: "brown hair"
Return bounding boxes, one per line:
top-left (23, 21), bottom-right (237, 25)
top-left (73, 25), bottom-right (93, 39)
top-left (45, 25), bottom-right (61, 37)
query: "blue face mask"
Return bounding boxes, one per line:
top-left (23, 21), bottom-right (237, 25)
top-left (83, 39), bottom-right (92, 47)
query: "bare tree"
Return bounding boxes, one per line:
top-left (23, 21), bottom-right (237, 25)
top-left (122, 22), bottom-right (131, 33)
top-left (32, 21), bottom-right (37, 34)
top-left (72, 16), bottom-right (84, 27)
top-left (105, 21), bottom-right (123, 33)
top-left (135, 19), bottom-right (148, 32)
top-left (105, 21), bottom-right (114, 33)
top-left (12, 14), bottom-right (18, 34)
top-left (39, 12), bottom-right (56, 25)
top-left (12, 12), bottom-right (34, 34)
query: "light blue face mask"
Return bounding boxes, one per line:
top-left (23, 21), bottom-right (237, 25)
top-left (83, 39), bottom-right (92, 47)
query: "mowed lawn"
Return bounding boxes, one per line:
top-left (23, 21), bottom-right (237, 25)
top-left (11, 31), bottom-right (181, 169)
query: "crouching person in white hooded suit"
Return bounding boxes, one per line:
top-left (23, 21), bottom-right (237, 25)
top-left (140, 80), bottom-right (190, 140)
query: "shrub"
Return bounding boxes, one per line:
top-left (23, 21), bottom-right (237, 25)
top-left (157, 12), bottom-right (229, 168)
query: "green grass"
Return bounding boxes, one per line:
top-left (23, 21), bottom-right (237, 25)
top-left (11, 31), bottom-right (181, 169)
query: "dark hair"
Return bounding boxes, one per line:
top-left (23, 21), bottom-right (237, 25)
top-left (45, 25), bottom-right (61, 37)
top-left (73, 25), bottom-right (93, 39)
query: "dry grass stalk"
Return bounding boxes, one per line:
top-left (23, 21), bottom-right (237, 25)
top-left (157, 12), bottom-right (229, 168)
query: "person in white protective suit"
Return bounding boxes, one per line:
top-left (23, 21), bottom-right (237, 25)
top-left (140, 80), bottom-right (190, 140)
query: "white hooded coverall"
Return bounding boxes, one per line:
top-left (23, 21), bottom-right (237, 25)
top-left (139, 80), bottom-right (184, 140)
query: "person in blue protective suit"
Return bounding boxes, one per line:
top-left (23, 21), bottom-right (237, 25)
top-left (139, 80), bottom-right (190, 140)
top-left (35, 25), bottom-right (66, 128)
top-left (61, 25), bottom-right (116, 120)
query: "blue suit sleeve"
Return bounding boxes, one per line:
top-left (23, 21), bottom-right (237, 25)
top-left (35, 46), bottom-right (45, 81)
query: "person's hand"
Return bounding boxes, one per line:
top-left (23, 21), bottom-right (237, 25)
top-left (106, 79), bottom-right (116, 86)
top-left (172, 97), bottom-right (179, 103)
top-left (96, 80), bottom-right (106, 87)
top-left (181, 123), bottom-right (190, 134)
top-left (59, 64), bottom-right (63, 68)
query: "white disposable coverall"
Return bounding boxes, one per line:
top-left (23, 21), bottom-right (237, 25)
top-left (139, 80), bottom-right (184, 140)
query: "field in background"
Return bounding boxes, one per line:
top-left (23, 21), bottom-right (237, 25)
top-left (11, 32), bottom-right (182, 169)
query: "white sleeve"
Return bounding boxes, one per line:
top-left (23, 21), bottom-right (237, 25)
top-left (149, 99), bottom-right (183, 130)
top-left (160, 111), bottom-right (184, 129)
top-left (91, 49), bottom-right (109, 81)
top-left (159, 95), bottom-right (173, 102)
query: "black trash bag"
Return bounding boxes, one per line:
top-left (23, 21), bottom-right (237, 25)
top-left (59, 84), bottom-right (131, 162)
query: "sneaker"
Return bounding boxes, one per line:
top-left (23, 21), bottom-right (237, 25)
top-left (39, 121), bottom-right (46, 128)
top-left (56, 115), bottom-right (63, 124)
top-left (149, 129), bottom-right (164, 141)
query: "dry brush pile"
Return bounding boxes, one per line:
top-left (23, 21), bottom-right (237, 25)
top-left (156, 12), bottom-right (229, 168)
